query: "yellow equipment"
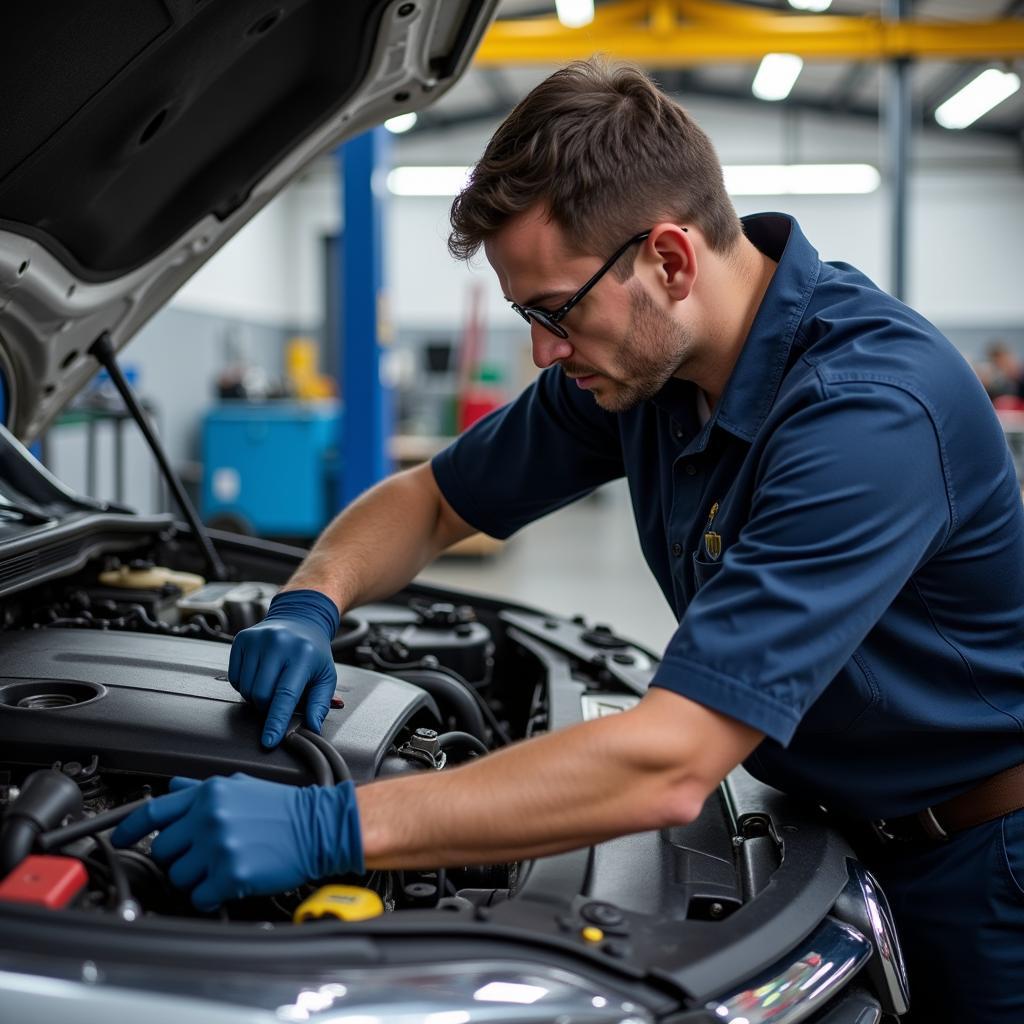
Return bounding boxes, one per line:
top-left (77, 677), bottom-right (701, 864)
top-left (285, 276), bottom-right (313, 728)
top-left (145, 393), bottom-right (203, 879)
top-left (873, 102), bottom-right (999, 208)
top-left (293, 885), bottom-right (385, 923)
top-left (476, 0), bottom-right (1024, 66)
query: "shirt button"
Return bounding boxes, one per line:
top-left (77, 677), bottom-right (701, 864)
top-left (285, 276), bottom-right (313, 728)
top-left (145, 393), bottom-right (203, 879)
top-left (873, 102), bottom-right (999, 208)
top-left (671, 542), bottom-right (683, 557)
top-left (671, 421), bottom-right (684, 440)
top-left (684, 463), bottom-right (697, 476)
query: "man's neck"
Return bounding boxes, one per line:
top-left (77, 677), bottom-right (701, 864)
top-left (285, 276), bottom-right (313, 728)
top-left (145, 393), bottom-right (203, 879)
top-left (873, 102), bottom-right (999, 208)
top-left (677, 236), bottom-right (778, 405)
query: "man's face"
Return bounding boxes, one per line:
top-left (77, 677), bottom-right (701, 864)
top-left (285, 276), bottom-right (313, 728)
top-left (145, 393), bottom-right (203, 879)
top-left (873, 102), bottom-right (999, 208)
top-left (601, 285), bottom-right (694, 412)
top-left (485, 208), bottom-right (694, 413)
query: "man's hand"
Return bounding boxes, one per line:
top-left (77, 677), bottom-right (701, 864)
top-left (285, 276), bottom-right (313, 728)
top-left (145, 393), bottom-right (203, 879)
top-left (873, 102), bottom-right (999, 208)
top-left (111, 774), bottom-right (364, 911)
top-left (229, 589), bottom-right (340, 748)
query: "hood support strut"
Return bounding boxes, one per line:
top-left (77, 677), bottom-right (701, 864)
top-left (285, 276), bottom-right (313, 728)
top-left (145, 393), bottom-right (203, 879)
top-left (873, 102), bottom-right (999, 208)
top-left (88, 332), bottom-right (228, 582)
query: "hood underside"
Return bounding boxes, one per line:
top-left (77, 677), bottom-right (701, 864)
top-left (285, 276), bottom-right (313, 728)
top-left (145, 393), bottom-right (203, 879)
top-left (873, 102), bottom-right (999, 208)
top-left (0, 0), bottom-right (495, 441)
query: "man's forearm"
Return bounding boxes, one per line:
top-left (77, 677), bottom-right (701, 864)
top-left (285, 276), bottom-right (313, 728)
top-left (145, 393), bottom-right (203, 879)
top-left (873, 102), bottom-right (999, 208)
top-left (283, 465), bottom-right (469, 613)
top-left (357, 716), bottom-right (693, 869)
top-left (356, 691), bottom-right (762, 869)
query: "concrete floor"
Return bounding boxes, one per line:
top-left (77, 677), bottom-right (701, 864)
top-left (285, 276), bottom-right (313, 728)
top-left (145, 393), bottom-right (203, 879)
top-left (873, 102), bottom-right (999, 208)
top-left (418, 479), bottom-right (679, 655)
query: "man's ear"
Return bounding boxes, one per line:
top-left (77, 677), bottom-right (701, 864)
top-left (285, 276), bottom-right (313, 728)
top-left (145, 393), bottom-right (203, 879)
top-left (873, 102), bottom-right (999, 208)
top-left (646, 223), bottom-right (695, 302)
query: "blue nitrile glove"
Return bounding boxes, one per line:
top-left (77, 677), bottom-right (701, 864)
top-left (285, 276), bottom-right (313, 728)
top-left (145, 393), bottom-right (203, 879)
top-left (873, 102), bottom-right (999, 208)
top-left (111, 774), bottom-right (363, 912)
top-left (229, 589), bottom-right (340, 748)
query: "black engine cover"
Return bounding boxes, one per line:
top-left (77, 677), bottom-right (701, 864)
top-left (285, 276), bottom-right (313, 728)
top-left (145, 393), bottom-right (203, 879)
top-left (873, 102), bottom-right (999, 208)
top-left (0, 629), bottom-right (438, 784)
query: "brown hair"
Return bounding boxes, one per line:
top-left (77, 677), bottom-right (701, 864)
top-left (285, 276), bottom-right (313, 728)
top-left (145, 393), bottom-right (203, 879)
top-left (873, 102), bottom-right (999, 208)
top-left (448, 58), bottom-right (741, 274)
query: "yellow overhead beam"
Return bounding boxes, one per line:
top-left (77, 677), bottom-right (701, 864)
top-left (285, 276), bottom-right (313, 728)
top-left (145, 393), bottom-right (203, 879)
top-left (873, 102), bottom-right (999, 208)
top-left (475, 0), bottom-right (1024, 65)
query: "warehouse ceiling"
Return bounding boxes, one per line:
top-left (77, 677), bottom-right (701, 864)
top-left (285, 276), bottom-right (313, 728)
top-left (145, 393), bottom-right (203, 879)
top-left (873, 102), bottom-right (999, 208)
top-left (409, 0), bottom-right (1024, 142)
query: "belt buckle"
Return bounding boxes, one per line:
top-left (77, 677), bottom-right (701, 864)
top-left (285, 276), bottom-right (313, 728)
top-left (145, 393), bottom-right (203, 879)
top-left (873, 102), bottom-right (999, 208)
top-left (869, 808), bottom-right (949, 845)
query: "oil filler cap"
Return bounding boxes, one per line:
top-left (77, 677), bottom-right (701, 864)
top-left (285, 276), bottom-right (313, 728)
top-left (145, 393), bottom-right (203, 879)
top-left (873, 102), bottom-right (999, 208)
top-left (293, 885), bottom-right (384, 923)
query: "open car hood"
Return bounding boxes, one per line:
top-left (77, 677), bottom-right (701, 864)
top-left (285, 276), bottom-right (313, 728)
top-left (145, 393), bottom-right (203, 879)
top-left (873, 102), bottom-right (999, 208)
top-left (0, 0), bottom-right (496, 442)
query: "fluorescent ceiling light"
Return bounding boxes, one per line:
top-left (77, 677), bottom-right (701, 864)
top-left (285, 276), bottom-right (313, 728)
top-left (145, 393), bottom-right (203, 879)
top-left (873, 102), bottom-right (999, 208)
top-left (934, 68), bottom-right (1021, 130)
top-left (724, 163), bottom-right (880, 195)
top-left (788, 0), bottom-right (832, 11)
top-left (386, 166), bottom-right (472, 196)
top-left (555, 0), bottom-right (595, 28)
top-left (387, 164), bottom-right (879, 198)
top-left (384, 112), bottom-right (418, 134)
top-left (752, 53), bottom-right (804, 102)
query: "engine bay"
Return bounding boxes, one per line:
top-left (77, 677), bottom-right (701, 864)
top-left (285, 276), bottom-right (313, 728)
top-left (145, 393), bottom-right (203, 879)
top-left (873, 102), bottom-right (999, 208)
top-left (0, 545), bottom-right (657, 926)
top-left (0, 531), bottom-right (899, 1021)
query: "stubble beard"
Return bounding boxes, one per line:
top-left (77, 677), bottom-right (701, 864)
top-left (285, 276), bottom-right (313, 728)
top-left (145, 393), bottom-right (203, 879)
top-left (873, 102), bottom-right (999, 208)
top-left (589, 286), bottom-right (692, 413)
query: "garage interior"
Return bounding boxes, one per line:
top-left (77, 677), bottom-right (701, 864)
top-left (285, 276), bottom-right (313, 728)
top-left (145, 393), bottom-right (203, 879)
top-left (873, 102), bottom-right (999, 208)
top-left (35, 0), bottom-right (1024, 657)
top-left (2, 2), bottom-right (1024, 1020)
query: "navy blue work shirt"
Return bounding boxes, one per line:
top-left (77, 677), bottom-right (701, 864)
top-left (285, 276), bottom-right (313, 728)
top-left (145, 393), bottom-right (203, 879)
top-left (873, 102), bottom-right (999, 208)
top-left (432, 213), bottom-right (1024, 819)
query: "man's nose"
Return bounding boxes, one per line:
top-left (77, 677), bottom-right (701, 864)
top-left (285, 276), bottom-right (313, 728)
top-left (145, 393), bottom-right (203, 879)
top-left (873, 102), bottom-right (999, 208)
top-left (531, 325), bottom-right (573, 369)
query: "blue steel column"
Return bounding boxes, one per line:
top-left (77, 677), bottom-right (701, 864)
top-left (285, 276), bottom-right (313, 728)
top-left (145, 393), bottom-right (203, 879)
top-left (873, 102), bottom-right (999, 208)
top-left (335, 128), bottom-right (394, 508)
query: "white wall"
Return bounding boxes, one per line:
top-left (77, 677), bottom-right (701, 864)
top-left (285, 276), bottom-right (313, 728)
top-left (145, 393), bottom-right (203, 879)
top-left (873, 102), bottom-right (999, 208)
top-left (385, 174), bottom-right (1024, 335)
top-left (386, 196), bottom-right (513, 330)
top-left (166, 98), bottom-right (1024, 335)
top-left (387, 96), bottom-right (1024, 332)
top-left (172, 195), bottom-right (298, 325)
top-left (908, 170), bottom-right (1024, 326)
top-left (280, 169), bottom-right (341, 329)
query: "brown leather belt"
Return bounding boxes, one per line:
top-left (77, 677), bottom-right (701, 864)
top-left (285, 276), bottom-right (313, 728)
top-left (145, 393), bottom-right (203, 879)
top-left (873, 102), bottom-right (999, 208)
top-left (868, 762), bottom-right (1024, 844)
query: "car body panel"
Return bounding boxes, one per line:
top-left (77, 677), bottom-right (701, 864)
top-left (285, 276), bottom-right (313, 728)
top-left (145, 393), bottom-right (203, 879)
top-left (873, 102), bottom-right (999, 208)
top-left (0, 0), bottom-right (498, 441)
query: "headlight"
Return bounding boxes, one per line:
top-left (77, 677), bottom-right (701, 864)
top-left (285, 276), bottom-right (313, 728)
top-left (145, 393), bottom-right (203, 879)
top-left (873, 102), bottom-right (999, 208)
top-left (273, 962), bottom-right (654, 1023)
top-left (831, 861), bottom-right (911, 1017)
top-left (0, 960), bottom-right (655, 1024)
top-left (704, 916), bottom-right (873, 1024)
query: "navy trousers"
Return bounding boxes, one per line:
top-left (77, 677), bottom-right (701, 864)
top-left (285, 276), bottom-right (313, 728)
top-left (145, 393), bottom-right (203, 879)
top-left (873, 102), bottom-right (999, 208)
top-left (858, 809), bottom-right (1024, 1022)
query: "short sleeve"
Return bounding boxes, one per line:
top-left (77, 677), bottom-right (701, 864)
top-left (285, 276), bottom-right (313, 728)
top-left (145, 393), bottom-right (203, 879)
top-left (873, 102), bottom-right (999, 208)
top-left (431, 367), bottom-right (625, 539)
top-left (650, 378), bottom-right (952, 744)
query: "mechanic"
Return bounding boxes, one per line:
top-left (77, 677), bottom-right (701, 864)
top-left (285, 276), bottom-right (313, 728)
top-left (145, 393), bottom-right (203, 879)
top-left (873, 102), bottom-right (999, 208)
top-left (114, 60), bottom-right (1024, 1022)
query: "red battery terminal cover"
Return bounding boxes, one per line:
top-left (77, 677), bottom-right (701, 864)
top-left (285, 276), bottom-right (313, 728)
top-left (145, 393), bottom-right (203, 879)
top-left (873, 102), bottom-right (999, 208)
top-left (0, 855), bottom-right (88, 909)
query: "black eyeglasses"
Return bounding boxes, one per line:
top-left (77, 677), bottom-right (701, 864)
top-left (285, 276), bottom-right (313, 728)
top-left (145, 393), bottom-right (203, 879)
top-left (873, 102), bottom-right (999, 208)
top-left (510, 229), bottom-right (653, 339)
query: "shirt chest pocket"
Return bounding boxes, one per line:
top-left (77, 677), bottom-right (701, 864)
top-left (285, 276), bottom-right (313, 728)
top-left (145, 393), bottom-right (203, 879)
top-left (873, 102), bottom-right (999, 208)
top-left (692, 550), bottom-right (725, 591)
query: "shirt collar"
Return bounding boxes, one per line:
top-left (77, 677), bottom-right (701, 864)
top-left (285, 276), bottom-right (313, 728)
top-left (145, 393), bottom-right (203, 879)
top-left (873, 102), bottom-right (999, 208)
top-left (713, 213), bottom-right (821, 442)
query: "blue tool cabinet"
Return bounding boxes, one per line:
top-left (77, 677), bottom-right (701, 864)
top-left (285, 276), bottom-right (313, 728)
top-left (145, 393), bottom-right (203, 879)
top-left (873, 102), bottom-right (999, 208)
top-left (201, 401), bottom-right (341, 538)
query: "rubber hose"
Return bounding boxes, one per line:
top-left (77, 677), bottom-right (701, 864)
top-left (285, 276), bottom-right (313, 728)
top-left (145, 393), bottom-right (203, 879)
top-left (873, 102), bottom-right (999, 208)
top-left (436, 731), bottom-right (490, 759)
top-left (94, 832), bottom-right (139, 920)
top-left (296, 727), bottom-right (353, 784)
top-left (0, 769), bottom-right (83, 876)
top-left (330, 614), bottom-right (370, 654)
top-left (392, 669), bottom-right (488, 742)
top-left (282, 730), bottom-right (333, 787)
top-left (37, 797), bottom-right (148, 852)
top-left (0, 819), bottom-right (38, 878)
top-left (410, 662), bottom-right (512, 746)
